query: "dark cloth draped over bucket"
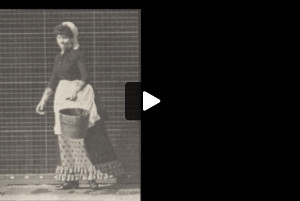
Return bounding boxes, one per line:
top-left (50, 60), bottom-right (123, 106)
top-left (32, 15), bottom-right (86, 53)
top-left (83, 89), bottom-right (117, 164)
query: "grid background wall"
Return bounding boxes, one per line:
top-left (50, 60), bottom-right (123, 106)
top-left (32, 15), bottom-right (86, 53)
top-left (0, 9), bottom-right (140, 182)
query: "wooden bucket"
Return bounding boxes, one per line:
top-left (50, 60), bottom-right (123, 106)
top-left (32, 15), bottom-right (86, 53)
top-left (59, 108), bottom-right (90, 139)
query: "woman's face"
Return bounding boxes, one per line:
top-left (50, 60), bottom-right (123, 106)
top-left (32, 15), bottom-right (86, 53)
top-left (56, 34), bottom-right (72, 50)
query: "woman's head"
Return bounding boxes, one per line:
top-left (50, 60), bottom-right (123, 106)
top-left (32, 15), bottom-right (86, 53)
top-left (56, 34), bottom-right (72, 51)
top-left (53, 22), bottom-right (80, 51)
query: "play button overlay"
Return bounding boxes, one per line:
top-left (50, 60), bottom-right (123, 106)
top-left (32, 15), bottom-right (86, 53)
top-left (125, 82), bottom-right (161, 120)
top-left (143, 91), bottom-right (160, 111)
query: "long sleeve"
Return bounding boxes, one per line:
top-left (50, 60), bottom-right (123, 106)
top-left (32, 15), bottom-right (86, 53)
top-left (47, 65), bottom-right (59, 91)
top-left (76, 51), bottom-right (89, 83)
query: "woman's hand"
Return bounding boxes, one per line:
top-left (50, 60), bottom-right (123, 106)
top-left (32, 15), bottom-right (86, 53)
top-left (36, 101), bottom-right (46, 115)
top-left (66, 81), bottom-right (85, 101)
top-left (67, 92), bottom-right (78, 101)
top-left (36, 87), bottom-right (53, 115)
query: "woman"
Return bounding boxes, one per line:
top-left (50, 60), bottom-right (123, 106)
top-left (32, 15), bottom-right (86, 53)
top-left (36, 22), bottom-right (124, 190)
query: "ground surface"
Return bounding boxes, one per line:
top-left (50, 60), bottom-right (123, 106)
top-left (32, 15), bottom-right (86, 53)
top-left (0, 183), bottom-right (140, 201)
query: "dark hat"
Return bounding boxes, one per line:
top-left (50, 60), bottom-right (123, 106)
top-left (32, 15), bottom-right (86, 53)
top-left (53, 24), bottom-right (74, 38)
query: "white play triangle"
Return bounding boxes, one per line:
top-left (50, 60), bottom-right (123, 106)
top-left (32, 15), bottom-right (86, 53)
top-left (143, 91), bottom-right (160, 111)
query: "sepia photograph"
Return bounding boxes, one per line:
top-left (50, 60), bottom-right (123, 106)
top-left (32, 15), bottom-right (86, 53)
top-left (0, 9), bottom-right (140, 201)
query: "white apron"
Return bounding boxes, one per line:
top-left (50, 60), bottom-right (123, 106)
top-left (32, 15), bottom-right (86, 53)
top-left (53, 80), bottom-right (100, 135)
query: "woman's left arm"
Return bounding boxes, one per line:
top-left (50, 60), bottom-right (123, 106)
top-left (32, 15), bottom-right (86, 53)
top-left (69, 51), bottom-right (89, 100)
top-left (77, 51), bottom-right (89, 85)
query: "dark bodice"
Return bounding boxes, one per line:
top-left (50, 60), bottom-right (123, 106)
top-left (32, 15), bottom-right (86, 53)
top-left (47, 48), bottom-right (89, 90)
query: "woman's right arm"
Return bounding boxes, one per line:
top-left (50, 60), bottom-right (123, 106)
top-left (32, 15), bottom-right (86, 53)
top-left (36, 87), bottom-right (53, 115)
top-left (47, 54), bottom-right (59, 91)
top-left (36, 56), bottom-right (58, 115)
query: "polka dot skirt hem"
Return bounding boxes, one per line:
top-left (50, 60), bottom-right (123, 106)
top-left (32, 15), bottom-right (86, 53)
top-left (56, 134), bottom-right (124, 181)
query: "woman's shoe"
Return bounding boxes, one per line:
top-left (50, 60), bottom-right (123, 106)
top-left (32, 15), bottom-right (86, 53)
top-left (57, 181), bottom-right (79, 190)
top-left (88, 180), bottom-right (98, 190)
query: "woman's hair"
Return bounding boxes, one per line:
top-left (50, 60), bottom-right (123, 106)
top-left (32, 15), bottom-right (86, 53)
top-left (53, 21), bottom-right (80, 50)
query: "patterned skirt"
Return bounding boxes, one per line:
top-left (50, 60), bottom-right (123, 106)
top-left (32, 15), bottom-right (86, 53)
top-left (55, 119), bottom-right (124, 182)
